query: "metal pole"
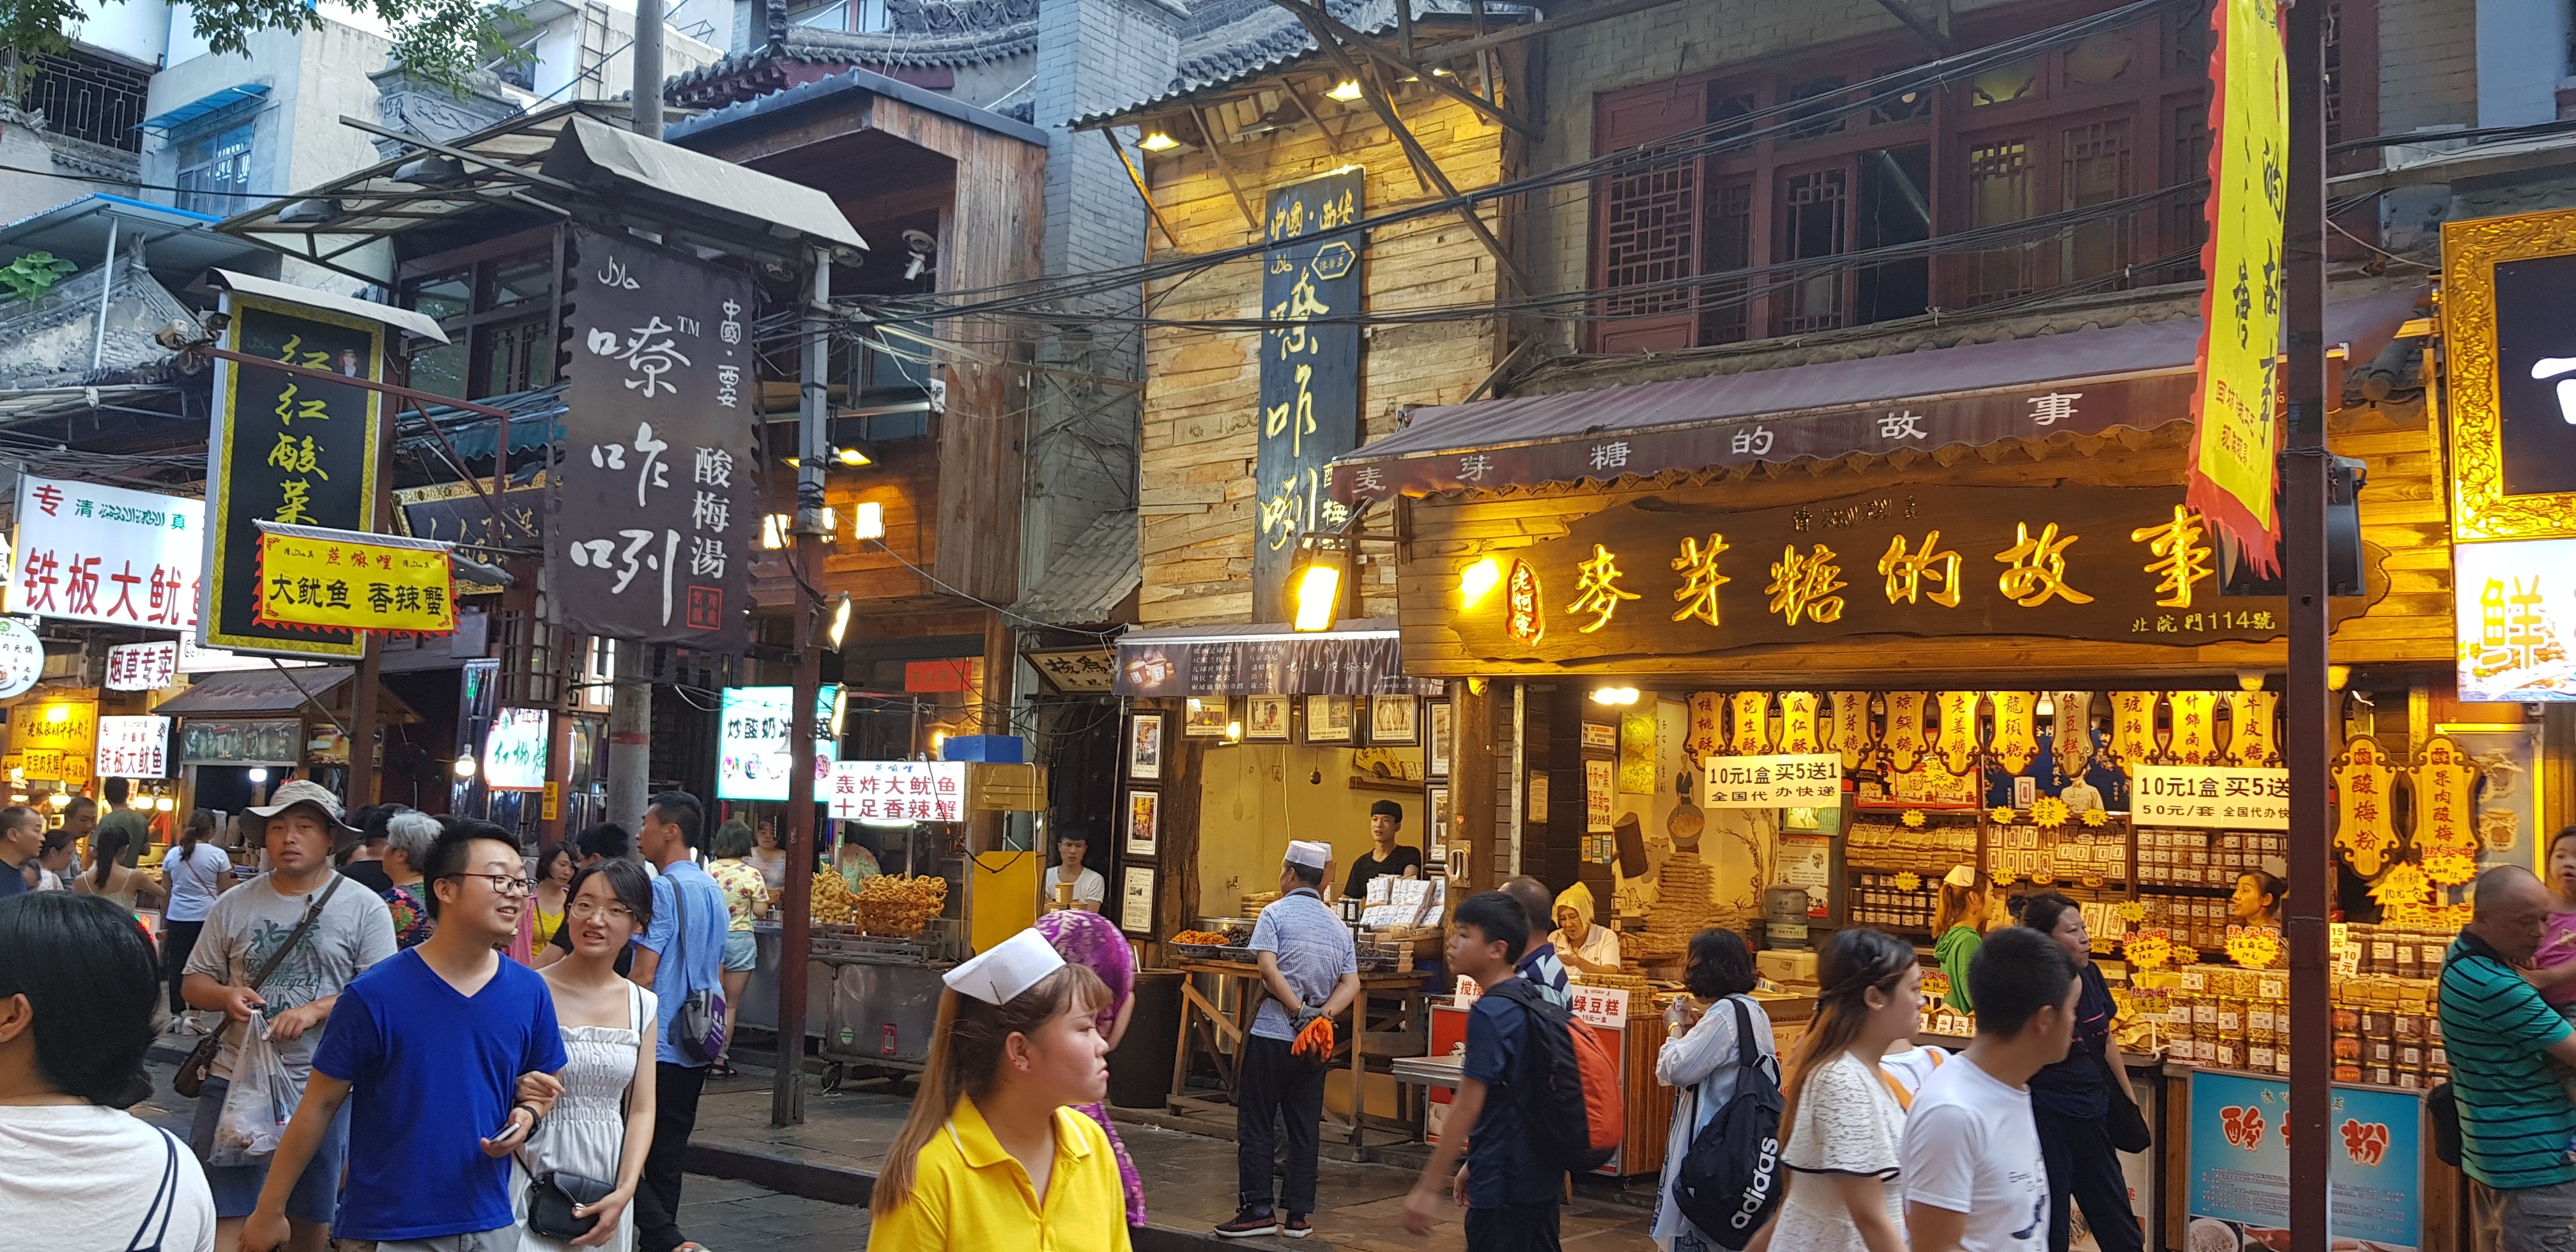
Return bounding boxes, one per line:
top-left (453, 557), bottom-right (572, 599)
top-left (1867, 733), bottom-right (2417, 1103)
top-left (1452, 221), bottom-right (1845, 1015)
top-left (631, 0), bottom-right (664, 139)
top-left (2281, 0), bottom-right (2332, 1246)
top-left (89, 217), bottom-right (119, 372)
top-left (772, 249), bottom-right (830, 1129)
top-left (348, 391), bottom-right (397, 809)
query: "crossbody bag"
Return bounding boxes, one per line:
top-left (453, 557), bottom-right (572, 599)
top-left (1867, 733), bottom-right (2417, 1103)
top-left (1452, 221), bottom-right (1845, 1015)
top-left (171, 876), bottom-right (345, 1099)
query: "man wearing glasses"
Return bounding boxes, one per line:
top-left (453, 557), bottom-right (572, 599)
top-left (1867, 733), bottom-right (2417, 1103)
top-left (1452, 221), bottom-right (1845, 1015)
top-left (243, 818), bottom-right (569, 1252)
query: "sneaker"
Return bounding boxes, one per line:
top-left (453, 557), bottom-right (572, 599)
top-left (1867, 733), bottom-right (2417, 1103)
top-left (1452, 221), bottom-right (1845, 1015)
top-left (1281, 1214), bottom-right (1314, 1239)
top-left (1215, 1207), bottom-right (1280, 1239)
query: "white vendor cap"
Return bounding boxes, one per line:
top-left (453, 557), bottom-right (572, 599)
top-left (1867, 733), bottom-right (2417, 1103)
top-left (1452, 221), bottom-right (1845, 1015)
top-left (1944, 864), bottom-right (1978, 889)
top-left (1285, 840), bottom-right (1333, 870)
top-left (942, 928), bottom-right (1066, 1005)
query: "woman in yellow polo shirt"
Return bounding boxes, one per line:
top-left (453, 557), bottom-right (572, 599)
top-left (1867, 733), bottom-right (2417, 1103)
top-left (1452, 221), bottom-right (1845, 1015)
top-left (870, 928), bottom-right (1128, 1252)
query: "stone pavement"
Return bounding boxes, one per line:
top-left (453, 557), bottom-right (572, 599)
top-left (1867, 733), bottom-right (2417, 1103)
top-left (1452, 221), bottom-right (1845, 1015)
top-left (684, 1064), bottom-right (1660, 1252)
top-left (672, 1172), bottom-right (872, 1252)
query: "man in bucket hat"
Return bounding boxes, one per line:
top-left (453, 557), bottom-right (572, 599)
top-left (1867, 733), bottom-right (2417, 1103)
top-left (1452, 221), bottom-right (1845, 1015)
top-left (182, 779), bottom-right (399, 1252)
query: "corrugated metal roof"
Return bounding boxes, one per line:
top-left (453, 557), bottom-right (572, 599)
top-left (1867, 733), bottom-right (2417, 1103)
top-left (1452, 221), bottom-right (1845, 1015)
top-left (1071, 0), bottom-right (1537, 127)
top-left (1013, 509), bottom-right (1140, 625)
top-left (154, 667), bottom-right (355, 716)
top-left (544, 116), bottom-right (870, 252)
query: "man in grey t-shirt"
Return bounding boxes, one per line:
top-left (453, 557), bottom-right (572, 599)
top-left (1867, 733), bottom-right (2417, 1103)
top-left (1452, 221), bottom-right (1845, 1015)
top-left (182, 780), bottom-right (396, 1251)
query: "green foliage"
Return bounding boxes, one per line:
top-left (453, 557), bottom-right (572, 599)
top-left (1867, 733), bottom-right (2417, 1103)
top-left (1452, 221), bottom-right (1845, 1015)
top-left (3, 0), bottom-right (528, 95)
top-left (0, 252), bottom-right (76, 303)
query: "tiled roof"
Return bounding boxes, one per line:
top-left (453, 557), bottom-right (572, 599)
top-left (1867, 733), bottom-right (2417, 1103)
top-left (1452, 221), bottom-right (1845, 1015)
top-left (1073, 0), bottom-right (1535, 126)
top-left (668, 2), bottom-right (1036, 97)
top-left (1013, 509), bottom-right (1140, 626)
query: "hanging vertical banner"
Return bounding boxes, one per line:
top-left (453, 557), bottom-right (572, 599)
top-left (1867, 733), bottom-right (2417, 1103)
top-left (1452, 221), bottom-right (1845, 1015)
top-left (1252, 170), bottom-right (1365, 622)
top-left (202, 294), bottom-right (385, 657)
top-left (558, 229), bottom-right (755, 651)
top-left (2188, 0), bottom-right (2290, 572)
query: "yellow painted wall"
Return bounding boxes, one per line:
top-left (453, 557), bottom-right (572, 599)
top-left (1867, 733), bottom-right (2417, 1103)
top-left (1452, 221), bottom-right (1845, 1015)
top-left (1193, 742), bottom-right (1426, 912)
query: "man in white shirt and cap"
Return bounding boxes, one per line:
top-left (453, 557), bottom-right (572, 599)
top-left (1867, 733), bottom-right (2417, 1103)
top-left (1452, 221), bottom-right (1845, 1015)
top-left (1215, 839), bottom-right (1360, 1240)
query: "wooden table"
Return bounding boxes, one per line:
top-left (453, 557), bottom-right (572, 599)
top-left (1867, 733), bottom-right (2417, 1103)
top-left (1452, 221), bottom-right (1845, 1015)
top-left (1166, 958), bottom-right (1432, 1148)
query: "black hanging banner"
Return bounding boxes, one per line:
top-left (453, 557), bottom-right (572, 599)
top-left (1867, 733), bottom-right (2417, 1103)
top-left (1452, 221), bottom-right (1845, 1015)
top-left (556, 229), bottom-right (756, 652)
top-left (201, 296), bottom-right (384, 658)
top-left (1252, 170), bottom-right (1365, 622)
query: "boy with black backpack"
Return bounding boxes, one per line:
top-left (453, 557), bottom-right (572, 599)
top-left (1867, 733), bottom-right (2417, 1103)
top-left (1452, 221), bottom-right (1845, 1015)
top-left (1405, 890), bottom-right (1572, 1251)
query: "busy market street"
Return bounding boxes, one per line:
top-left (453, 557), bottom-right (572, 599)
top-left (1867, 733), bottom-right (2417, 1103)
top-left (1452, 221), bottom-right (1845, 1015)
top-left (6, 0), bottom-right (2576, 1248)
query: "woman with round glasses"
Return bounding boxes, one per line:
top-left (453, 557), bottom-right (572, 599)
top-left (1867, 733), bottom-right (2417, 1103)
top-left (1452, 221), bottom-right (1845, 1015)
top-left (512, 858), bottom-right (659, 1250)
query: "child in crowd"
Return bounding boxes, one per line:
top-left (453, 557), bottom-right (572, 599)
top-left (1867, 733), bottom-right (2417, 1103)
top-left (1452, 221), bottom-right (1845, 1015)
top-left (1404, 890), bottom-right (1564, 1252)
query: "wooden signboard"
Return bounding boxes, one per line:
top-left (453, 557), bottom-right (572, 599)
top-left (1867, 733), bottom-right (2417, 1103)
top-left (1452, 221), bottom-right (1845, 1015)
top-left (1446, 485), bottom-right (2380, 664)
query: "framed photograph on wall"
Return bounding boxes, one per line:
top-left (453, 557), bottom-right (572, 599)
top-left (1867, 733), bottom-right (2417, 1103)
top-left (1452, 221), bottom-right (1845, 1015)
top-left (1121, 865), bottom-right (1156, 936)
top-left (1126, 790), bottom-right (1160, 858)
top-left (1127, 714), bottom-right (1163, 781)
top-left (1428, 785), bottom-right (1450, 860)
top-left (1427, 702), bottom-right (1453, 777)
top-left (1245, 694), bottom-right (1291, 740)
top-left (1183, 696), bottom-right (1231, 737)
top-left (1369, 696), bottom-right (1419, 745)
top-left (1305, 695), bottom-right (1353, 742)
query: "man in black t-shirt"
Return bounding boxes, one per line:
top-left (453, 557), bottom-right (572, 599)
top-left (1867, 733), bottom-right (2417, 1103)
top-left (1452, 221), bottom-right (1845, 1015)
top-left (1342, 799), bottom-right (1422, 901)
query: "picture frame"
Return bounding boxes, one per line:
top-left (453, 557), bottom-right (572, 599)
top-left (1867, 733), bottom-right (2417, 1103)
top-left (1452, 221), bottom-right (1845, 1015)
top-left (1127, 714), bottom-right (1163, 781)
top-left (1245, 694), bottom-right (1292, 741)
top-left (1305, 694), bottom-right (1353, 742)
top-left (1369, 695), bottom-right (1419, 745)
top-left (2441, 205), bottom-right (2576, 542)
top-left (1120, 864), bottom-right (1156, 936)
top-left (1182, 696), bottom-right (1232, 737)
top-left (1427, 701), bottom-right (1453, 777)
top-left (1428, 785), bottom-right (1450, 860)
top-left (1126, 790), bottom-right (1159, 858)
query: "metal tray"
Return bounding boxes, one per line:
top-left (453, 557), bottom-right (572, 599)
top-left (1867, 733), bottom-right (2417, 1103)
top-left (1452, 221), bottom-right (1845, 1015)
top-left (1172, 942), bottom-right (1257, 963)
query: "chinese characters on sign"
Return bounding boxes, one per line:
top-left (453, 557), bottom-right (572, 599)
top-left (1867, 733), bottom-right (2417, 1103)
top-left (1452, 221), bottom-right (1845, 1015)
top-left (715, 684), bottom-right (839, 802)
top-left (1453, 485), bottom-right (2367, 660)
top-left (829, 760), bottom-right (968, 823)
top-left (480, 707), bottom-right (551, 791)
top-left (2453, 537), bottom-right (2576, 700)
top-left (0, 620), bottom-right (42, 700)
top-left (559, 230), bottom-right (755, 650)
top-left (1700, 753), bottom-right (1843, 809)
top-left (95, 715), bottom-right (170, 779)
top-left (105, 641), bottom-right (180, 691)
top-left (1568, 985), bottom-right (1630, 1031)
top-left (254, 524), bottom-right (457, 636)
top-left (1253, 171), bottom-right (1364, 622)
top-left (203, 296), bottom-right (382, 657)
top-left (2188, 0), bottom-right (2290, 567)
top-left (2128, 765), bottom-right (2290, 830)
top-left (13, 477), bottom-right (203, 631)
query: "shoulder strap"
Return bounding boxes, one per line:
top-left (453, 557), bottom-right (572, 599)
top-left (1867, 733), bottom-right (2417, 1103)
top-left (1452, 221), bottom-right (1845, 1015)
top-left (247, 876), bottom-right (345, 993)
top-left (1874, 1064), bottom-right (1914, 1112)
top-left (121, 1129), bottom-right (179, 1252)
top-left (1729, 996), bottom-right (1758, 1068)
top-left (671, 869), bottom-right (690, 965)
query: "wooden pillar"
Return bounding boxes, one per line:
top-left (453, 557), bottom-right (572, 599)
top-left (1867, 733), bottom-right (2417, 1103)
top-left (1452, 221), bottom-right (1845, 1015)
top-left (1158, 719), bottom-right (1206, 945)
top-left (348, 398), bottom-right (397, 808)
top-left (1452, 678), bottom-right (1498, 892)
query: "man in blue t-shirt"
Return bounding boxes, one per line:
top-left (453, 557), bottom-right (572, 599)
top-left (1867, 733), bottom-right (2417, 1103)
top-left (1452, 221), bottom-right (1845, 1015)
top-left (629, 791), bottom-right (729, 1252)
top-left (243, 823), bottom-right (567, 1251)
top-left (1405, 890), bottom-right (1566, 1252)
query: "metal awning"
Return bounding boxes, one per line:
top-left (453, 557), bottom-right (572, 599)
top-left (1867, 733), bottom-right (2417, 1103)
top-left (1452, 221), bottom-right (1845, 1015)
top-left (208, 270), bottom-right (448, 342)
top-left (155, 666), bottom-right (355, 716)
top-left (139, 84), bottom-right (270, 134)
top-left (0, 194), bottom-right (264, 293)
top-left (1112, 617), bottom-right (1441, 697)
top-left (1013, 509), bottom-right (1140, 627)
top-left (215, 103), bottom-right (868, 287)
top-left (1331, 287), bottom-right (2425, 499)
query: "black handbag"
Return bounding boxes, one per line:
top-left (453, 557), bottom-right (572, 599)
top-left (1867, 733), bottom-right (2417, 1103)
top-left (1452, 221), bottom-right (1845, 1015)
top-left (526, 1170), bottom-right (618, 1240)
top-left (2092, 1042), bottom-right (2152, 1154)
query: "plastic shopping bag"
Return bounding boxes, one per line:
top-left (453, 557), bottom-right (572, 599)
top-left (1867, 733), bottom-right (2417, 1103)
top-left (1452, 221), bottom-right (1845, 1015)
top-left (206, 1016), bottom-right (305, 1166)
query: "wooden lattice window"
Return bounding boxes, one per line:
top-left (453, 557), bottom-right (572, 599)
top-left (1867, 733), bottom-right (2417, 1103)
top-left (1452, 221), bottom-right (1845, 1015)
top-left (2060, 119), bottom-right (2135, 286)
top-left (1779, 169), bottom-right (1850, 333)
top-left (1966, 140), bottom-right (2037, 303)
top-left (1699, 180), bottom-right (1756, 346)
top-left (1600, 157), bottom-right (1698, 318)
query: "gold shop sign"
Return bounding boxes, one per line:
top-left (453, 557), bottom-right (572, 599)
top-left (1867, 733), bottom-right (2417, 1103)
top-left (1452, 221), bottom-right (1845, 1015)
top-left (2441, 205), bottom-right (2576, 542)
top-left (1452, 485), bottom-right (2380, 662)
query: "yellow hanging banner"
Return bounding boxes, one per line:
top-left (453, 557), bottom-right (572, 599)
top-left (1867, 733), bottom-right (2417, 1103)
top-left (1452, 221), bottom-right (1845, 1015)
top-left (254, 523), bottom-right (457, 636)
top-left (2188, 0), bottom-right (2290, 569)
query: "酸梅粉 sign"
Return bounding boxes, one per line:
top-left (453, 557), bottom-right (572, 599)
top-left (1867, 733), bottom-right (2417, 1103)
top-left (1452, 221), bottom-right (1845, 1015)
top-left (1252, 170), bottom-right (1364, 622)
top-left (2186, 1073), bottom-right (2419, 1249)
top-left (96, 715), bottom-right (170, 779)
top-left (557, 230), bottom-right (755, 651)
top-left (2186, 0), bottom-right (2290, 567)
top-left (178, 718), bottom-right (302, 766)
top-left (2128, 764), bottom-right (2290, 830)
top-left (105, 641), bottom-right (180, 691)
top-left (204, 294), bottom-right (383, 658)
top-left (0, 620), bottom-right (42, 699)
top-left (254, 524), bottom-right (456, 636)
top-left (12, 476), bottom-right (203, 630)
top-left (1701, 753), bottom-right (1844, 809)
top-left (829, 759), bottom-right (967, 824)
top-left (1445, 484), bottom-right (2380, 662)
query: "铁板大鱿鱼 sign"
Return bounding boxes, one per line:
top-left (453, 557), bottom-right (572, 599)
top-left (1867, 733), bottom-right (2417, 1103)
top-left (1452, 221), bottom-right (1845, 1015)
top-left (254, 524), bottom-right (456, 636)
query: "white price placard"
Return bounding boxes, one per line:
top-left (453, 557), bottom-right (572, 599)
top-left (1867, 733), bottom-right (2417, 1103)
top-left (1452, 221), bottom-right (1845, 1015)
top-left (1701, 753), bottom-right (1843, 809)
top-left (2128, 765), bottom-right (2289, 830)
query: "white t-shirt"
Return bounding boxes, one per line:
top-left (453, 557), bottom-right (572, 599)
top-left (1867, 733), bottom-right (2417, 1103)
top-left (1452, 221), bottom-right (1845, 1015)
top-left (1551, 923), bottom-right (1622, 970)
top-left (162, 843), bottom-right (233, 924)
top-left (0, 1104), bottom-right (215, 1251)
top-left (1772, 1051), bottom-right (1906, 1252)
top-left (1055, 865), bottom-right (1105, 906)
top-left (1878, 1042), bottom-right (1951, 1097)
top-left (1901, 1053), bottom-right (2051, 1252)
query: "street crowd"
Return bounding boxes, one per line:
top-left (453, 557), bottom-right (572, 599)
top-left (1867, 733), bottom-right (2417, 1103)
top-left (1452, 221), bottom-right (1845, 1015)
top-left (10, 803), bottom-right (2576, 1252)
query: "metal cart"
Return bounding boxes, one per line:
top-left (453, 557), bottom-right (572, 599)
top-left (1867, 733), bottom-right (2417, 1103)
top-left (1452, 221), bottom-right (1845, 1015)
top-left (813, 919), bottom-right (967, 1089)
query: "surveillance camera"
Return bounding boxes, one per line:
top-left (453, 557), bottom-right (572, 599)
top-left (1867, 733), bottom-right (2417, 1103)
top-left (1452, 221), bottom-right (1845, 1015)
top-left (901, 230), bottom-right (937, 282)
top-left (153, 318), bottom-right (199, 349)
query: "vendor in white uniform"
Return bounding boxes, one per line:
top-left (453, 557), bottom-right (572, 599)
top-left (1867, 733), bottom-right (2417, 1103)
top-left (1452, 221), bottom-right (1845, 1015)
top-left (1046, 830), bottom-right (1105, 913)
top-left (1549, 881), bottom-right (1623, 975)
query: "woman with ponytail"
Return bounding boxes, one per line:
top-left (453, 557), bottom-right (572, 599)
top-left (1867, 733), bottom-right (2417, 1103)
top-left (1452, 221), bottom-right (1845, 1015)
top-left (869, 928), bottom-right (1128, 1252)
top-left (1767, 927), bottom-right (1922, 1252)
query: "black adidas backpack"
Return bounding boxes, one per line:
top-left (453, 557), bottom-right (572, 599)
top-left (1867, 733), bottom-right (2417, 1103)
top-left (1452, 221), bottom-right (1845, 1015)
top-left (1671, 998), bottom-right (1786, 1249)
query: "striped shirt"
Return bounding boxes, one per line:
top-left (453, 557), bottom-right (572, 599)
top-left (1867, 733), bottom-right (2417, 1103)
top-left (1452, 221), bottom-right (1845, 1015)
top-left (1517, 941), bottom-right (1572, 1008)
top-left (2439, 931), bottom-right (2576, 1188)
top-left (1248, 887), bottom-right (1357, 1041)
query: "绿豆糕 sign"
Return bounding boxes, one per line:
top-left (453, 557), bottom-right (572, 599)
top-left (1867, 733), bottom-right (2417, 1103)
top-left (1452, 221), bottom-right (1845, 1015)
top-left (557, 229), bottom-right (756, 651)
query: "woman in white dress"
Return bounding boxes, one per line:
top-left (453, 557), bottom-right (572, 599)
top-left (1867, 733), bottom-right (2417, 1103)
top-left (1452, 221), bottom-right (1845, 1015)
top-left (1768, 927), bottom-right (1922, 1252)
top-left (516, 859), bottom-right (659, 1250)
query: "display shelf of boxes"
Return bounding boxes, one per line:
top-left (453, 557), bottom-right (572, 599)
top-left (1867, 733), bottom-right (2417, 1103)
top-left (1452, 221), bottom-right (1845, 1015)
top-left (1843, 813), bottom-right (1979, 937)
